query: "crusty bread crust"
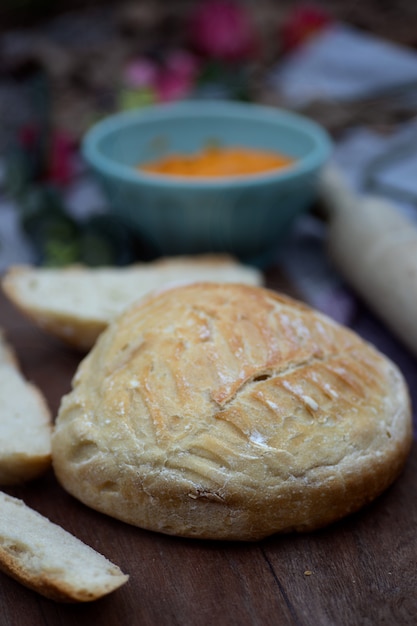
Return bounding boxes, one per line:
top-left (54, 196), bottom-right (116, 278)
top-left (0, 492), bottom-right (128, 602)
top-left (0, 331), bottom-right (52, 485)
top-left (1, 255), bottom-right (263, 351)
top-left (52, 283), bottom-right (412, 540)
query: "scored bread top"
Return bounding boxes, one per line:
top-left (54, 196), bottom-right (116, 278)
top-left (52, 283), bottom-right (412, 540)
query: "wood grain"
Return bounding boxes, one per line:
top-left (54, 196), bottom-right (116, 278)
top-left (1, 275), bottom-right (416, 626)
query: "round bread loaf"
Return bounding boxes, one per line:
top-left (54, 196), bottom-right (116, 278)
top-left (52, 283), bottom-right (412, 540)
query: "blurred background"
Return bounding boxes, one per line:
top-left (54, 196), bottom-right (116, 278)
top-left (2, 0), bottom-right (417, 400)
top-left (1, 0), bottom-right (417, 268)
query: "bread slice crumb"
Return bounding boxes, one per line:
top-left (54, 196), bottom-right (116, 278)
top-left (0, 331), bottom-right (52, 485)
top-left (0, 491), bottom-right (128, 602)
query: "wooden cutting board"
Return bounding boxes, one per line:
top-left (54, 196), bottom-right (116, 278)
top-left (1, 276), bottom-right (417, 626)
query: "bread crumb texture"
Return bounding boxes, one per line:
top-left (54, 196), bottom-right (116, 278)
top-left (52, 283), bottom-right (412, 540)
top-left (0, 492), bottom-right (128, 602)
top-left (0, 331), bottom-right (52, 485)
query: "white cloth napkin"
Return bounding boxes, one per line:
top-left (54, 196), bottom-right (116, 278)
top-left (270, 23), bottom-right (417, 106)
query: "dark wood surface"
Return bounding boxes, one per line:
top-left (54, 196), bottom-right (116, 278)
top-left (1, 274), bottom-right (417, 626)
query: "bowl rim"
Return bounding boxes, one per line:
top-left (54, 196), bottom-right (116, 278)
top-left (82, 100), bottom-right (332, 189)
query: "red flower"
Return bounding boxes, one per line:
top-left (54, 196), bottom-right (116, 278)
top-left (47, 131), bottom-right (76, 187)
top-left (18, 124), bottom-right (76, 187)
top-left (281, 4), bottom-right (332, 52)
top-left (187, 0), bottom-right (257, 62)
top-left (19, 125), bottom-right (39, 149)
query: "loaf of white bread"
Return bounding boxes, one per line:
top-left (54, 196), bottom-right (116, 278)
top-left (52, 282), bottom-right (412, 541)
top-left (0, 491), bottom-right (128, 602)
top-left (0, 331), bottom-right (52, 485)
top-left (1, 255), bottom-right (262, 351)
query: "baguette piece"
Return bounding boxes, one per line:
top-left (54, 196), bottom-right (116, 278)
top-left (2, 254), bottom-right (263, 351)
top-left (0, 491), bottom-right (128, 602)
top-left (52, 282), bottom-right (412, 541)
top-left (0, 331), bottom-right (52, 485)
top-left (319, 166), bottom-right (417, 357)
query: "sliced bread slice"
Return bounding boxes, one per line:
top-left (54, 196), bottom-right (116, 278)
top-left (0, 491), bottom-right (128, 602)
top-left (2, 254), bottom-right (263, 351)
top-left (0, 331), bottom-right (52, 485)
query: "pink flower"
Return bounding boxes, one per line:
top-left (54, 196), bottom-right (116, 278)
top-left (123, 51), bottom-right (199, 103)
top-left (124, 58), bottom-right (158, 89)
top-left (187, 0), bottom-right (257, 62)
top-left (164, 50), bottom-right (199, 82)
top-left (154, 50), bottom-right (200, 102)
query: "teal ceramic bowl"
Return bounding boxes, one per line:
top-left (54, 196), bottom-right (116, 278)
top-left (82, 101), bottom-right (332, 264)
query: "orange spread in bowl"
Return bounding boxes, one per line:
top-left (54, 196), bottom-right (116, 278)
top-left (138, 146), bottom-right (294, 178)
